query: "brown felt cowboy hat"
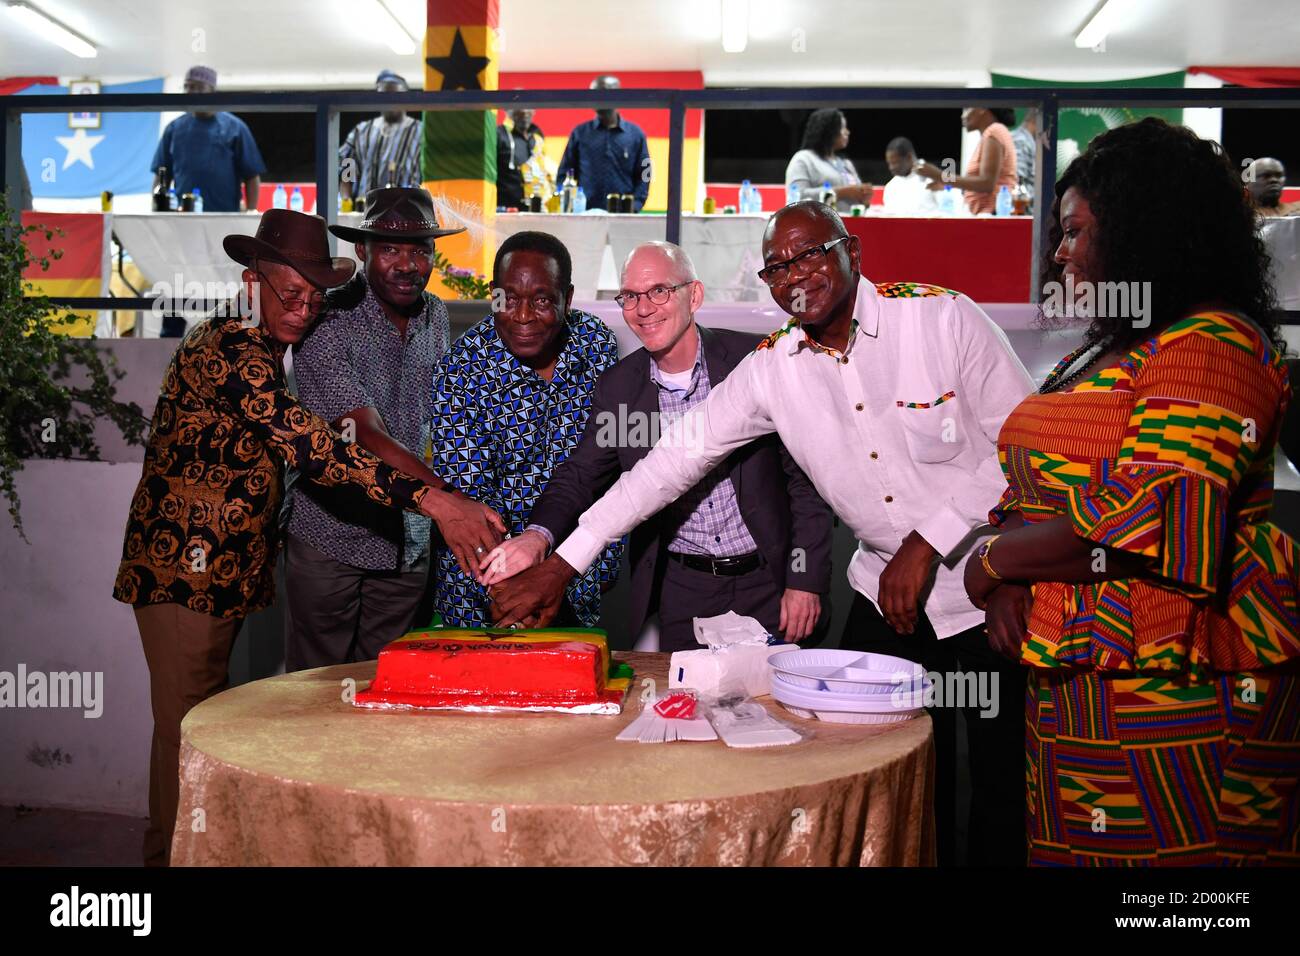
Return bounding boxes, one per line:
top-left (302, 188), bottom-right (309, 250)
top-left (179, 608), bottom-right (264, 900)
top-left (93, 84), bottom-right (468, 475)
top-left (223, 209), bottom-right (356, 289)
top-left (328, 186), bottom-right (466, 243)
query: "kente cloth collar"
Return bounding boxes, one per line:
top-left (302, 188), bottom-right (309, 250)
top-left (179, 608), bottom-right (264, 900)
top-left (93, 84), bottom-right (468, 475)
top-left (788, 275), bottom-right (880, 359)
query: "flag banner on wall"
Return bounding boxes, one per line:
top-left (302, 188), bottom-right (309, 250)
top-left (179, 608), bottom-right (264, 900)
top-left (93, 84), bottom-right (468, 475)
top-left (422, 0), bottom-right (499, 294)
top-left (18, 78), bottom-right (165, 199)
top-left (21, 211), bottom-right (111, 336)
top-left (991, 72), bottom-right (1185, 177)
top-left (498, 70), bottom-right (705, 214)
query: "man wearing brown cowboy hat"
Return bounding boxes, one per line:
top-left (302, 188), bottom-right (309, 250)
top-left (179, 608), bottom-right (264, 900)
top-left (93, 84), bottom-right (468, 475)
top-left (112, 208), bottom-right (505, 866)
top-left (283, 187), bottom-right (468, 670)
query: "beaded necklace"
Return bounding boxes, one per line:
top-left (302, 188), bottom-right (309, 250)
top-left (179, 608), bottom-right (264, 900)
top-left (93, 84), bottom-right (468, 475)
top-left (1037, 338), bottom-right (1115, 394)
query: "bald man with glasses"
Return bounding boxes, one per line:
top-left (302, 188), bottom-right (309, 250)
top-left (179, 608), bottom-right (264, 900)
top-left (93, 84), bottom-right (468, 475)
top-left (482, 240), bottom-right (833, 651)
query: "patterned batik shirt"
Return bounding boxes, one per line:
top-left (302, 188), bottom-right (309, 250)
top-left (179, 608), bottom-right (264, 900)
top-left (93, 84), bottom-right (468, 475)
top-left (652, 337), bottom-right (760, 558)
top-left (112, 311), bottom-right (431, 621)
top-left (430, 309), bottom-right (623, 626)
top-left (287, 278), bottom-right (450, 571)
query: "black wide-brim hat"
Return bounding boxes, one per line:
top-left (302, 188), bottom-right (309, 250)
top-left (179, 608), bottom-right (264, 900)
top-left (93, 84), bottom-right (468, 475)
top-left (223, 209), bottom-right (356, 289)
top-left (329, 186), bottom-right (467, 243)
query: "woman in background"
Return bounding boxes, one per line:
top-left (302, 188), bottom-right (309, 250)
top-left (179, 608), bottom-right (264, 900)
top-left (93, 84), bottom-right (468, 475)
top-left (784, 108), bottom-right (874, 212)
top-left (965, 118), bottom-right (1299, 865)
top-left (916, 107), bottom-right (1018, 214)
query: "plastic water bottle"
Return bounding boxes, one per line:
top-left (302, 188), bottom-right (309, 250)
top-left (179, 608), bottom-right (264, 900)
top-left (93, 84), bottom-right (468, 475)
top-left (749, 185), bottom-right (762, 213)
top-left (192, 188), bottom-right (203, 214)
top-left (786, 181), bottom-right (800, 207)
top-left (819, 180), bottom-right (836, 206)
top-left (941, 184), bottom-right (955, 215)
top-left (167, 187), bottom-right (178, 211)
top-left (740, 179), bottom-right (753, 213)
top-left (272, 184), bottom-right (287, 209)
top-left (995, 184), bottom-right (1012, 217)
top-left (289, 187), bottom-right (304, 213)
top-left (574, 187), bottom-right (587, 214)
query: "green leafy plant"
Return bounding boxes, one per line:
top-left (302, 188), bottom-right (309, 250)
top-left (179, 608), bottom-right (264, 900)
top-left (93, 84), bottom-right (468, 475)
top-left (431, 248), bottom-right (491, 300)
top-left (0, 194), bottom-right (147, 539)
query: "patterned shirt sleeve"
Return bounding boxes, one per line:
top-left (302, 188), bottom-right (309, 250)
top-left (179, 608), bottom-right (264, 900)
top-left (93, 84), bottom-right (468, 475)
top-left (1065, 314), bottom-right (1287, 596)
top-left (210, 322), bottom-right (430, 514)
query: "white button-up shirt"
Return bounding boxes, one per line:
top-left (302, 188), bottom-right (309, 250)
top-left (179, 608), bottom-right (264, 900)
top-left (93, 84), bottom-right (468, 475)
top-left (556, 276), bottom-right (1033, 638)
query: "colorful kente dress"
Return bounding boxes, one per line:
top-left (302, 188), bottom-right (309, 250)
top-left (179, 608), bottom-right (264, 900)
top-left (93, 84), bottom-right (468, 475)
top-left (991, 311), bottom-right (1300, 865)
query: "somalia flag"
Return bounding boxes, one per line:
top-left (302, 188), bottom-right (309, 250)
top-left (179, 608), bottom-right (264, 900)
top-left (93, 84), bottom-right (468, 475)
top-left (19, 77), bottom-right (164, 198)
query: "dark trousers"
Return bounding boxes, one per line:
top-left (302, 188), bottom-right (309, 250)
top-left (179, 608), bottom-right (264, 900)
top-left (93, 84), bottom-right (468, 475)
top-left (135, 602), bottom-right (242, 866)
top-left (283, 534), bottom-right (429, 671)
top-left (656, 554), bottom-right (784, 653)
top-left (840, 593), bottom-right (1026, 866)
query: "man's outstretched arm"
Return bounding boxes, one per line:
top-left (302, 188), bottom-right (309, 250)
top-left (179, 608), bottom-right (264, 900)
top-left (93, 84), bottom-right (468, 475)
top-left (490, 353), bottom-right (778, 627)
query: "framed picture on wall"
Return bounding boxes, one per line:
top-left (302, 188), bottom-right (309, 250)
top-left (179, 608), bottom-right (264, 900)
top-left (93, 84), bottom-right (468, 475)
top-left (69, 78), bottom-right (101, 129)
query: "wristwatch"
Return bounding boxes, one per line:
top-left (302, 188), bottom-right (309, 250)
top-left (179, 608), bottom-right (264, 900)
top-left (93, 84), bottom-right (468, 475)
top-left (977, 538), bottom-right (1002, 580)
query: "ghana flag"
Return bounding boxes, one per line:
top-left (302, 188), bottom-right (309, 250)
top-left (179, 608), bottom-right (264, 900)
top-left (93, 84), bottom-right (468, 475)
top-left (422, 0), bottom-right (499, 291)
top-left (498, 71), bottom-right (705, 213)
top-left (20, 212), bottom-right (110, 337)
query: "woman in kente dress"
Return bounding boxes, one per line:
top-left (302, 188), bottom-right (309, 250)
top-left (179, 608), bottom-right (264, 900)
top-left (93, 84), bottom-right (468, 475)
top-left (964, 118), bottom-right (1299, 865)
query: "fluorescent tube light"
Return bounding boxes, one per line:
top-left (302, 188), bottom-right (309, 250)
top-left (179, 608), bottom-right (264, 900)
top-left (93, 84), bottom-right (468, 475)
top-left (6, 2), bottom-right (97, 58)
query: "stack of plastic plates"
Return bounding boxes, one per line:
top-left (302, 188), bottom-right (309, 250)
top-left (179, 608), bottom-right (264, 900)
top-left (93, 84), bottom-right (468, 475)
top-left (767, 649), bottom-right (929, 724)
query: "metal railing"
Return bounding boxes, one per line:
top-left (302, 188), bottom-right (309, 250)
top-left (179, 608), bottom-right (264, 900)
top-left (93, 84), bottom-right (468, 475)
top-left (5, 84), bottom-right (1300, 316)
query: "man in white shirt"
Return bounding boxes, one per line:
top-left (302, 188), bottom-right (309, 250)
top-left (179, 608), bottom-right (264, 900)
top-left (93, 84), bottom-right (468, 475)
top-left (881, 137), bottom-right (939, 215)
top-left (490, 201), bottom-right (1034, 865)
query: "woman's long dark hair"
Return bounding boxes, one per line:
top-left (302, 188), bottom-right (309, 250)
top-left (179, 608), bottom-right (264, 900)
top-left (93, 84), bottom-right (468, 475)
top-left (1039, 117), bottom-right (1284, 353)
top-left (802, 108), bottom-right (845, 158)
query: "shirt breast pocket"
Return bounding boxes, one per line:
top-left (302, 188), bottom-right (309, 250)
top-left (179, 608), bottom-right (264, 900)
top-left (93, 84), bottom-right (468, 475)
top-left (896, 391), bottom-right (961, 464)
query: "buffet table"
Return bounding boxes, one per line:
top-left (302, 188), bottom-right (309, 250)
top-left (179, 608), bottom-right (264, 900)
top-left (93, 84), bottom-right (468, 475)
top-left (170, 652), bottom-right (936, 866)
top-left (109, 210), bottom-right (1038, 304)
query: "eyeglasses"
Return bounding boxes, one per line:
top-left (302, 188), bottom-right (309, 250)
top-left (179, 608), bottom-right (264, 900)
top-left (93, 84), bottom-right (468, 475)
top-left (256, 270), bottom-right (324, 314)
top-left (614, 281), bottom-right (691, 310)
top-left (756, 236), bottom-right (849, 286)
top-left (495, 292), bottom-right (560, 314)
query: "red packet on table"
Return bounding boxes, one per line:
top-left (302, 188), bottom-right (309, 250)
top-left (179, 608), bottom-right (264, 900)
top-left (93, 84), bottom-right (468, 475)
top-left (653, 690), bottom-right (697, 720)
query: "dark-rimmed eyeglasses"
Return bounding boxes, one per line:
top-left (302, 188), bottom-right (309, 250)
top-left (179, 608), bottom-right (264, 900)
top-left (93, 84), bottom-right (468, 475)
top-left (757, 236), bottom-right (849, 286)
top-left (615, 281), bottom-right (692, 310)
top-left (256, 270), bottom-right (324, 314)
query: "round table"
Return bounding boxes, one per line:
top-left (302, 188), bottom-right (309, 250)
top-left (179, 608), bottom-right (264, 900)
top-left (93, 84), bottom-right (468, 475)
top-left (171, 652), bottom-right (935, 866)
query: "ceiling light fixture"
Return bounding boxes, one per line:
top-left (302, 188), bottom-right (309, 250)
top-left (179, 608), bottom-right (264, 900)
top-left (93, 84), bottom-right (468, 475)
top-left (365, 0), bottom-right (417, 56)
top-left (1074, 0), bottom-right (1133, 50)
top-left (721, 0), bottom-right (749, 53)
top-left (6, 1), bottom-right (97, 58)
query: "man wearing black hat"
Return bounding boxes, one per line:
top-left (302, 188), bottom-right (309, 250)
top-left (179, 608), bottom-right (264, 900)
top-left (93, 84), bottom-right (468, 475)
top-left (338, 70), bottom-right (423, 203)
top-left (283, 187), bottom-right (468, 670)
top-left (112, 208), bottom-right (505, 865)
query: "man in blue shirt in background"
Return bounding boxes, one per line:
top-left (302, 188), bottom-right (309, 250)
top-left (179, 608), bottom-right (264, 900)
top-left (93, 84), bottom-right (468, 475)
top-left (151, 65), bottom-right (265, 212)
top-left (558, 75), bottom-right (651, 212)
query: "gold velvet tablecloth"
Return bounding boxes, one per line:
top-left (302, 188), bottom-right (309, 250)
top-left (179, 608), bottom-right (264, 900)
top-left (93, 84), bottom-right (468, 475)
top-left (171, 653), bottom-right (935, 866)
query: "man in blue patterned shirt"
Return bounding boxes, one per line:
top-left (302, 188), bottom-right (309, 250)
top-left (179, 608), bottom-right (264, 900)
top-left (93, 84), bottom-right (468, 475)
top-left (431, 231), bottom-right (623, 626)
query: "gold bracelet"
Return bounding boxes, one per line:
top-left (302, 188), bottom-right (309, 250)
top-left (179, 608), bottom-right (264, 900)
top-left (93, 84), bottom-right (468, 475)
top-left (978, 537), bottom-right (1002, 580)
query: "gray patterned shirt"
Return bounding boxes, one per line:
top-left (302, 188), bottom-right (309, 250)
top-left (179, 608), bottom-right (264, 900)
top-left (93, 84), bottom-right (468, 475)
top-left (286, 278), bottom-right (449, 571)
top-left (652, 336), bottom-right (759, 558)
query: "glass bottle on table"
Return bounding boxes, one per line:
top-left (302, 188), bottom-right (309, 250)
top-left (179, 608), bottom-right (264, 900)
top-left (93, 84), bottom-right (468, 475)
top-left (529, 181), bottom-right (543, 213)
top-left (152, 167), bottom-right (170, 212)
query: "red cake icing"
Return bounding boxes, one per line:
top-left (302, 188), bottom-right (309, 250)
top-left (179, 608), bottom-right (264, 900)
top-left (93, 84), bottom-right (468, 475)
top-left (353, 629), bottom-right (630, 713)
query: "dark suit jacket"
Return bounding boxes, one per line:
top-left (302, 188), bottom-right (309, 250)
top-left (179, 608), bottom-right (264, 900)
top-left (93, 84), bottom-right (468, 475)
top-left (529, 325), bottom-right (834, 636)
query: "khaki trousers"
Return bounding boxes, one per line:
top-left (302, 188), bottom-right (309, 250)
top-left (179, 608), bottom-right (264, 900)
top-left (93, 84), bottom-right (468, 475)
top-left (135, 602), bottom-right (242, 866)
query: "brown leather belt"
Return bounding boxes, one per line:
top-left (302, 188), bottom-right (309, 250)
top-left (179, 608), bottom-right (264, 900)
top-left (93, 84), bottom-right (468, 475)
top-left (667, 550), bottom-right (762, 576)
